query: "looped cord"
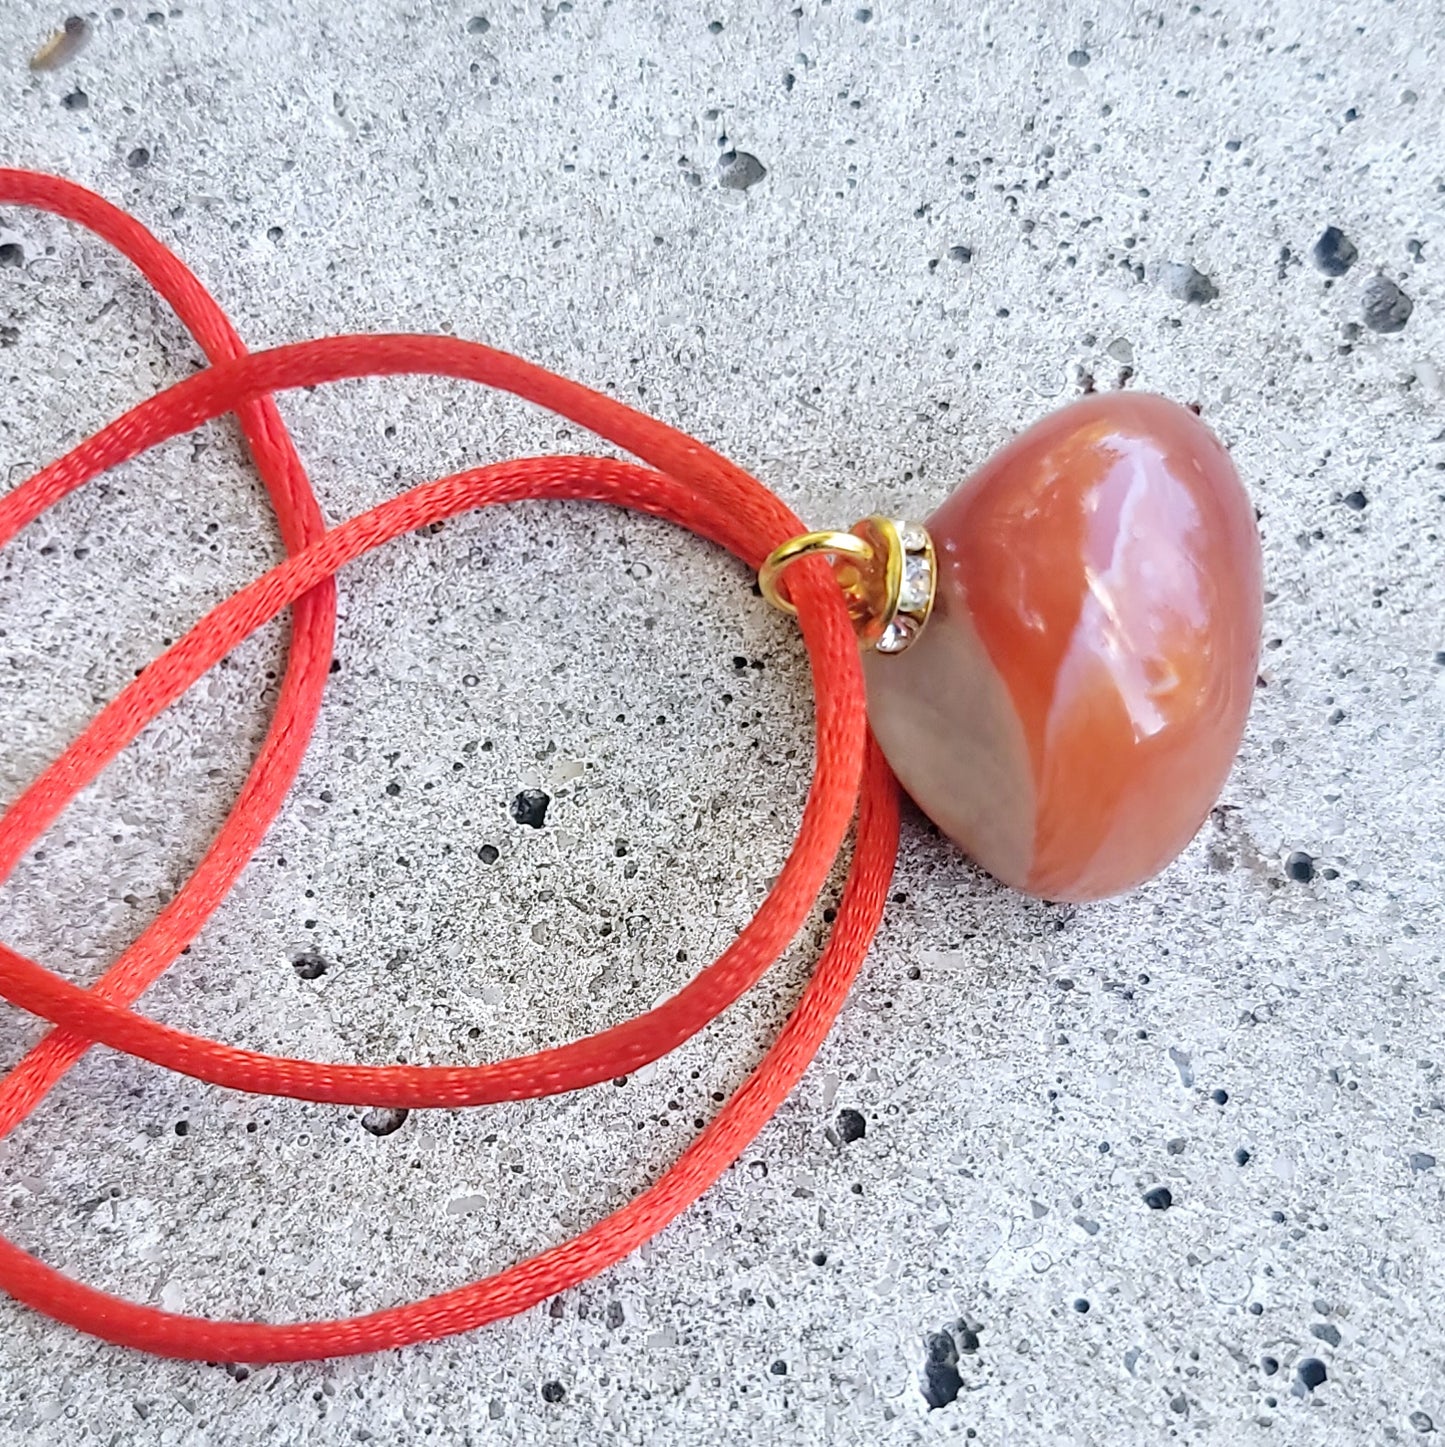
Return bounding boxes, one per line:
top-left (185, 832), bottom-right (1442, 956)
top-left (0, 170), bottom-right (899, 1360)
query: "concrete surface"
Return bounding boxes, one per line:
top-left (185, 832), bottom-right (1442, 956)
top-left (1, 0), bottom-right (1442, 1442)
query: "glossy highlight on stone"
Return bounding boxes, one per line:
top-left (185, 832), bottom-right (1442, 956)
top-left (864, 393), bottom-right (1263, 902)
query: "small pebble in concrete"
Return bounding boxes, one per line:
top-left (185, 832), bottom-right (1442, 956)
top-left (1410, 1152), bottom-right (1437, 1172)
top-left (1143, 1186), bottom-right (1174, 1211)
top-left (1155, 261), bottom-right (1218, 304)
top-left (769, 1359), bottom-right (787, 1375)
top-left (512, 789), bottom-right (550, 827)
top-left (466, 16), bottom-right (490, 33)
top-left (920, 1331), bottom-right (962, 1409)
top-left (1312, 1323), bottom-right (1342, 1348)
top-left (1312, 226), bottom-right (1358, 276)
top-left (541, 1381), bottom-right (566, 1403)
top-left (1410, 1411), bottom-right (1435, 1433)
top-left (1344, 490), bottom-right (1368, 511)
top-left (361, 1107), bottom-right (409, 1137)
top-left (834, 1107), bottom-right (866, 1143)
top-left (1068, 49), bottom-right (1090, 67)
top-left (292, 952), bottom-right (328, 980)
top-left (1297, 1358), bottom-right (1328, 1391)
top-left (61, 89), bottom-right (88, 111)
top-left (1286, 851), bottom-right (1316, 882)
top-left (719, 150), bottom-right (767, 190)
top-left (1361, 276), bottom-right (1413, 333)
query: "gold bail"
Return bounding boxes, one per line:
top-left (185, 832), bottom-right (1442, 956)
top-left (758, 516), bottom-right (936, 654)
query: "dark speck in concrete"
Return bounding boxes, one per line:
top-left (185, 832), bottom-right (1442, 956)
top-left (1212, 1089), bottom-right (1229, 1105)
top-left (292, 952), bottom-right (328, 980)
top-left (1261, 1355), bottom-right (1279, 1375)
top-left (920, 1331), bottom-right (962, 1409)
top-left (1410, 1152), bottom-right (1436, 1172)
top-left (361, 1107), bottom-right (409, 1137)
top-left (834, 1108), bottom-right (867, 1143)
top-left (512, 789), bottom-right (550, 827)
top-left (62, 89), bottom-right (88, 111)
top-left (1361, 276), bottom-right (1413, 333)
top-left (1312, 226), bottom-right (1358, 276)
top-left (466, 16), bottom-right (491, 33)
top-left (1297, 1358), bottom-right (1327, 1391)
top-left (127, 147), bottom-right (151, 169)
top-left (478, 843), bottom-right (500, 865)
top-left (1156, 261), bottom-right (1218, 304)
top-left (1073, 1297), bottom-right (1090, 1313)
top-left (770, 1359), bottom-right (787, 1375)
top-left (1286, 851), bottom-right (1316, 882)
top-left (1068, 48), bottom-right (1090, 66)
top-left (719, 150), bottom-right (768, 190)
top-left (1235, 1147), bottom-right (1252, 1166)
top-left (948, 244), bottom-right (973, 263)
top-left (1143, 1186), bottom-right (1174, 1211)
top-left (1311, 1323), bottom-right (1342, 1348)
top-left (1343, 490), bottom-right (1368, 511)
top-left (540, 1381), bottom-right (565, 1403)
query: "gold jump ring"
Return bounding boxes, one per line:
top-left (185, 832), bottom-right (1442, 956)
top-left (757, 530), bottom-right (876, 617)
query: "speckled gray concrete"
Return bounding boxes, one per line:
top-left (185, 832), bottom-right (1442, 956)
top-left (0, 0), bottom-right (1441, 1442)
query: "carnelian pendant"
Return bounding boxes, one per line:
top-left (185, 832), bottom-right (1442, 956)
top-left (859, 393), bottom-right (1263, 902)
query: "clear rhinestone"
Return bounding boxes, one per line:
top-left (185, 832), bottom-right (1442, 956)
top-left (875, 614), bottom-right (918, 654)
top-left (896, 519), bottom-right (929, 552)
top-left (898, 551), bottom-right (933, 612)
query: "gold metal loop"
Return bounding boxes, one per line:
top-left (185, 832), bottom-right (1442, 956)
top-left (757, 531), bottom-right (875, 617)
top-left (759, 516), bottom-right (937, 655)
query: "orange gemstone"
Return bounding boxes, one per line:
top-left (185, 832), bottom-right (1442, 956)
top-left (864, 394), bottom-right (1262, 902)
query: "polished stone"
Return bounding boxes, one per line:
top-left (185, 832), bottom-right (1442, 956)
top-left (866, 394), bottom-right (1263, 901)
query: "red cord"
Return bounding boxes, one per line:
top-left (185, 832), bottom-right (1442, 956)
top-left (0, 170), bottom-right (899, 1360)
